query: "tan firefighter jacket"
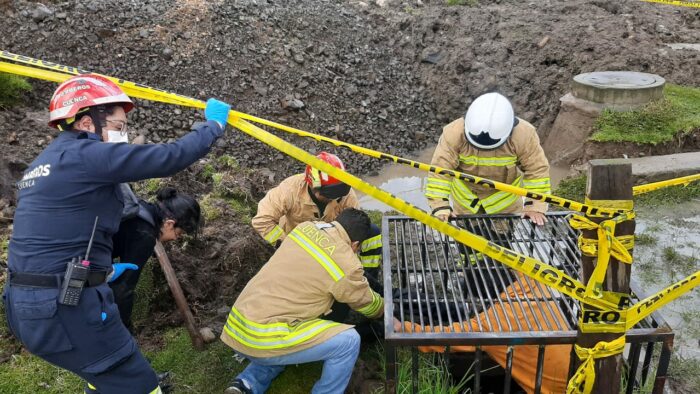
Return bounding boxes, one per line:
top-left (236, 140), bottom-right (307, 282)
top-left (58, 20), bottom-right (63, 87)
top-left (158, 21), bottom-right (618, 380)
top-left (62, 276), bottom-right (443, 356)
top-left (252, 173), bottom-right (359, 245)
top-left (220, 220), bottom-right (384, 358)
top-left (252, 174), bottom-right (382, 269)
top-left (425, 117), bottom-right (550, 216)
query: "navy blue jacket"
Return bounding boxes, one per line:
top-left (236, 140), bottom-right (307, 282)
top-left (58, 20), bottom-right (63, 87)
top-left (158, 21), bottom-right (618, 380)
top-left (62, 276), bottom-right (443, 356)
top-left (8, 120), bottom-right (223, 274)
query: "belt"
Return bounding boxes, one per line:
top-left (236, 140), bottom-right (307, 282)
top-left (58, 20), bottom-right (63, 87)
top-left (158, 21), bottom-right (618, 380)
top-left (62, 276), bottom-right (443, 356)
top-left (9, 270), bottom-right (108, 288)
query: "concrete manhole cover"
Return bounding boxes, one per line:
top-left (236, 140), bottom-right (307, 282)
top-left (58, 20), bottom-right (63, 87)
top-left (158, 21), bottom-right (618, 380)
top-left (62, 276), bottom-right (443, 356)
top-left (572, 71), bottom-right (665, 106)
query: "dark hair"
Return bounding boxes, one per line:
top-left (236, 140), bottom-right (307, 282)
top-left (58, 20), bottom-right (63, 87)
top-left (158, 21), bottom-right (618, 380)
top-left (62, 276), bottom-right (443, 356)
top-left (336, 208), bottom-right (371, 244)
top-left (65, 104), bottom-right (122, 131)
top-left (155, 187), bottom-right (202, 234)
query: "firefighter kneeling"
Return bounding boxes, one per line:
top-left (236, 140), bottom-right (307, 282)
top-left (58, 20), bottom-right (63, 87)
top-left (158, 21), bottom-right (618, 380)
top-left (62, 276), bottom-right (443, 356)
top-left (221, 209), bottom-right (391, 394)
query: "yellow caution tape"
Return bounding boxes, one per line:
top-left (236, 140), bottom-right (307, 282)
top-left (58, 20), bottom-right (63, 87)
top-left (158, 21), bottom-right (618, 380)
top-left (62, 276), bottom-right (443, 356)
top-left (640, 0), bottom-right (700, 8)
top-left (567, 336), bottom-right (626, 394)
top-left (0, 50), bottom-right (630, 219)
top-left (626, 270), bottom-right (700, 329)
top-left (633, 173), bottom-right (700, 195)
top-left (2, 52), bottom-right (698, 325)
top-left (584, 198), bottom-right (633, 211)
top-left (0, 54), bottom-right (627, 312)
top-left (579, 306), bottom-right (628, 334)
top-left (569, 211), bottom-right (635, 299)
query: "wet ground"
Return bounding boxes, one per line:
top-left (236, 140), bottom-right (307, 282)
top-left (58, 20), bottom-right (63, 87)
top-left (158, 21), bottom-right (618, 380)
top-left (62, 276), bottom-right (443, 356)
top-left (635, 200), bottom-right (700, 361)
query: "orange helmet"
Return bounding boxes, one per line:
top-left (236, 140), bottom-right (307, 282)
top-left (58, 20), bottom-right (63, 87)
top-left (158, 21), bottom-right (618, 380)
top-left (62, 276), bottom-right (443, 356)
top-left (305, 152), bottom-right (351, 199)
top-left (48, 74), bottom-right (134, 129)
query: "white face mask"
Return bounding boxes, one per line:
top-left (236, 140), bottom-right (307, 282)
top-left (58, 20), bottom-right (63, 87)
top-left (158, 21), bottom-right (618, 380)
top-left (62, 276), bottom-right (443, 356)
top-left (106, 130), bottom-right (129, 144)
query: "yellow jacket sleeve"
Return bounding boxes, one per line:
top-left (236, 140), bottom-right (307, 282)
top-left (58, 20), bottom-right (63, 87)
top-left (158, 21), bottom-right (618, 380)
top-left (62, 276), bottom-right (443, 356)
top-left (425, 121), bottom-right (462, 215)
top-left (252, 184), bottom-right (290, 244)
top-left (330, 265), bottom-right (384, 319)
top-left (514, 122), bottom-right (551, 213)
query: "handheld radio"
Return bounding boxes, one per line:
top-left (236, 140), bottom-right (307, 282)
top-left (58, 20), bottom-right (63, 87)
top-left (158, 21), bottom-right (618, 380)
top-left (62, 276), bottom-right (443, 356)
top-left (58, 217), bottom-right (98, 306)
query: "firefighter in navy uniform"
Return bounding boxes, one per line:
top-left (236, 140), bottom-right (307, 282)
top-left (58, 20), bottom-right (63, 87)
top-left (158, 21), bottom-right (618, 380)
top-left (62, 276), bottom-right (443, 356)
top-left (2, 74), bottom-right (232, 394)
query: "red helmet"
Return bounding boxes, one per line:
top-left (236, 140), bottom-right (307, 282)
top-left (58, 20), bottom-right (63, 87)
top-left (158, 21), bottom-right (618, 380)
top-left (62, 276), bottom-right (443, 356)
top-left (48, 74), bottom-right (134, 129)
top-left (305, 152), bottom-right (351, 199)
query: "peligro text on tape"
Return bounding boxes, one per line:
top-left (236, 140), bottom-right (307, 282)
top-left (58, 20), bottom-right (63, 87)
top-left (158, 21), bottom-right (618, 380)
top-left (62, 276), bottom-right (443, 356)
top-left (579, 308), bottom-right (627, 334)
top-left (0, 49), bottom-right (631, 219)
top-left (3, 52), bottom-right (699, 320)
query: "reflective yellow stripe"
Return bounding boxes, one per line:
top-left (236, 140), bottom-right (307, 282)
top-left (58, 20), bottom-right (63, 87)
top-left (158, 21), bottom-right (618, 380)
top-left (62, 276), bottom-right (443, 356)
top-left (451, 178), bottom-right (480, 213)
top-left (149, 387), bottom-right (163, 394)
top-left (481, 191), bottom-right (519, 214)
top-left (361, 235), bottom-right (382, 252)
top-left (459, 155), bottom-right (517, 167)
top-left (360, 254), bottom-right (381, 268)
top-left (223, 316), bottom-right (341, 350)
top-left (523, 177), bottom-right (552, 193)
top-left (425, 178), bottom-right (452, 199)
top-left (264, 225), bottom-right (284, 244)
top-left (480, 176), bottom-right (523, 214)
top-left (289, 229), bottom-right (344, 281)
top-left (357, 291), bottom-right (383, 317)
top-left (228, 307), bottom-right (295, 336)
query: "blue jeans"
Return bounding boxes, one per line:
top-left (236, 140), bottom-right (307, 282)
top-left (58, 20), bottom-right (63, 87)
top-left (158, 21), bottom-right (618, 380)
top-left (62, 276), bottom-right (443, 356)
top-left (236, 328), bottom-right (360, 394)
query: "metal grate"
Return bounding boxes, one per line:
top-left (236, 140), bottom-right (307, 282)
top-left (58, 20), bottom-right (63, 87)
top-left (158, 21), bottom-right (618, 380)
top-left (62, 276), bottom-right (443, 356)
top-left (382, 213), bottom-right (674, 394)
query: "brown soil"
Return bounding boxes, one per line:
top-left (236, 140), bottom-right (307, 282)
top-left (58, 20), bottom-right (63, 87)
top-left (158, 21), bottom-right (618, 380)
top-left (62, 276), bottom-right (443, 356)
top-left (582, 128), bottom-right (700, 163)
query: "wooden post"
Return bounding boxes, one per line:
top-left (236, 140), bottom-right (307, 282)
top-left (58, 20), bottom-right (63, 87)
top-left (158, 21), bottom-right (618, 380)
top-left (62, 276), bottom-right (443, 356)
top-left (576, 159), bottom-right (635, 393)
top-left (154, 241), bottom-right (205, 350)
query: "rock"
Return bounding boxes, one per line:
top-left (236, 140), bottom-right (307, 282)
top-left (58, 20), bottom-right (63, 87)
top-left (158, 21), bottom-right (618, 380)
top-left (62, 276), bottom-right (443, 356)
top-left (421, 49), bottom-right (442, 65)
top-left (199, 327), bottom-right (217, 343)
top-left (280, 96), bottom-right (305, 110)
top-left (656, 24), bottom-right (670, 35)
top-left (37, 139), bottom-right (45, 147)
top-left (32, 4), bottom-right (53, 22)
top-left (537, 36), bottom-right (550, 48)
top-left (162, 48), bottom-right (174, 60)
top-left (56, 12), bottom-right (67, 20)
top-left (132, 135), bottom-right (146, 145)
top-left (7, 132), bottom-right (17, 145)
top-left (293, 53), bottom-right (304, 64)
top-left (139, 29), bottom-right (150, 38)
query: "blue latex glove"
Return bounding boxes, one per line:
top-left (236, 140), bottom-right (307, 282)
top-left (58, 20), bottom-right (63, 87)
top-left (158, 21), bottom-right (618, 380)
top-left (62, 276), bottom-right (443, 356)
top-left (108, 263), bottom-right (139, 283)
top-left (204, 98), bottom-right (231, 129)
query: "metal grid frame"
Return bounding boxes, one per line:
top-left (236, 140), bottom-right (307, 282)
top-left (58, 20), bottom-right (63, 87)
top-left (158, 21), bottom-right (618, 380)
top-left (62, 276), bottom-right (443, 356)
top-left (382, 213), bottom-right (674, 394)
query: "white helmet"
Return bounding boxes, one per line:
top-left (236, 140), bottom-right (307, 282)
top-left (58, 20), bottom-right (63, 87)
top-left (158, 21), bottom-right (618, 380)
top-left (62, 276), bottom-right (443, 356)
top-left (464, 92), bottom-right (516, 150)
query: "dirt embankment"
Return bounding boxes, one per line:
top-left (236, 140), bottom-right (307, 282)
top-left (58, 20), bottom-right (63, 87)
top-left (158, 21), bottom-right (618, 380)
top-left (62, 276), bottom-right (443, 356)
top-left (2, 0), bottom-right (700, 342)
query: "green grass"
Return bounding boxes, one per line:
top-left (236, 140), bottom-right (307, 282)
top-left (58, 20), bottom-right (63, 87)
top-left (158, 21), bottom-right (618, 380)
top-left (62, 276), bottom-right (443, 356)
top-left (668, 355), bottom-right (700, 393)
top-left (131, 258), bottom-right (156, 329)
top-left (0, 73), bottom-right (31, 107)
top-left (552, 175), bottom-right (700, 209)
top-left (0, 235), bottom-right (8, 262)
top-left (0, 328), bottom-right (321, 393)
top-left (372, 345), bottom-right (473, 394)
top-left (635, 233), bottom-right (657, 246)
top-left (661, 246), bottom-right (697, 275)
top-left (592, 84), bottom-right (700, 145)
top-left (551, 175), bottom-right (587, 204)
